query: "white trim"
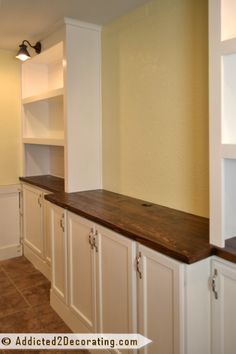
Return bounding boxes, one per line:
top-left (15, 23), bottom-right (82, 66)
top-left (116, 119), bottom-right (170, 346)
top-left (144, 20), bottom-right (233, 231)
top-left (0, 244), bottom-right (22, 261)
top-left (0, 184), bottom-right (20, 194)
top-left (64, 17), bottom-right (102, 31)
top-left (24, 243), bottom-right (51, 280)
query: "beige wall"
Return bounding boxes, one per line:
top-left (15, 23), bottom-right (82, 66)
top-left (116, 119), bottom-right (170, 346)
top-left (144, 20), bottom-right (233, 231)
top-left (102, 0), bottom-right (209, 217)
top-left (0, 49), bottom-right (21, 185)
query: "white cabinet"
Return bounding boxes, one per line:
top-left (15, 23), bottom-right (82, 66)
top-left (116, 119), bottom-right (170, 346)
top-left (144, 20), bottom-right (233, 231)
top-left (50, 208), bottom-right (194, 354)
top-left (67, 213), bottom-right (97, 332)
top-left (137, 244), bottom-right (184, 354)
top-left (211, 257), bottom-right (236, 354)
top-left (21, 18), bottom-right (102, 193)
top-left (96, 224), bottom-right (137, 335)
top-left (66, 212), bottom-right (137, 337)
top-left (22, 184), bottom-right (44, 258)
top-left (22, 183), bottom-right (51, 279)
top-left (51, 203), bottom-right (68, 304)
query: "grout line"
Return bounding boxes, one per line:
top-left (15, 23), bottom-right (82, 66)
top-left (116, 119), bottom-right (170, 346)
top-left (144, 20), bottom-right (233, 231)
top-left (1, 267), bottom-right (33, 308)
top-left (0, 268), bottom-right (44, 312)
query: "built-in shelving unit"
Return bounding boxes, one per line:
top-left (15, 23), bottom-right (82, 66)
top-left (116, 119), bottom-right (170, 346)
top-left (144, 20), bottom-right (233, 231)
top-left (21, 18), bottom-right (102, 193)
top-left (209, 0), bottom-right (236, 247)
top-left (22, 42), bottom-right (64, 180)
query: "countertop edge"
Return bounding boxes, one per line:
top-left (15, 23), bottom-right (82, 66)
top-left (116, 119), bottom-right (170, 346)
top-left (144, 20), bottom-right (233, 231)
top-left (44, 193), bottom-right (213, 265)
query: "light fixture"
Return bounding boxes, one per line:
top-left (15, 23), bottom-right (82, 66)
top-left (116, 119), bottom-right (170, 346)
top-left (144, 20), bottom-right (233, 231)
top-left (16, 40), bottom-right (41, 61)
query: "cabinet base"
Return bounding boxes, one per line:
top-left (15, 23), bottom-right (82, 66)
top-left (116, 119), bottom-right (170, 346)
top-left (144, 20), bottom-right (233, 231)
top-left (50, 290), bottom-right (110, 354)
top-left (23, 243), bottom-right (51, 280)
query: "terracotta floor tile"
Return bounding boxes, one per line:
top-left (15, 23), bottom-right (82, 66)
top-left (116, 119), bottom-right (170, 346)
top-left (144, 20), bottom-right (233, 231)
top-left (0, 290), bottom-right (29, 318)
top-left (9, 271), bottom-right (49, 291)
top-left (0, 308), bottom-right (44, 333)
top-left (21, 282), bottom-right (50, 307)
top-left (1, 257), bottom-right (36, 275)
top-left (0, 271), bottom-right (16, 295)
top-left (0, 257), bottom-right (89, 353)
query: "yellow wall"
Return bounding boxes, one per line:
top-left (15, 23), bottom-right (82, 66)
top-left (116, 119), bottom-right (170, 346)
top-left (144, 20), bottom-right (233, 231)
top-left (0, 49), bottom-right (21, 185)
top-left (102, 0), bottom-right (209, 217)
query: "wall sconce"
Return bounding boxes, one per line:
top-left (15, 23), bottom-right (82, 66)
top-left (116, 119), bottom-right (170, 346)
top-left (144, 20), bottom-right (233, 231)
top-left (16, 40), bottom-right (41, 61)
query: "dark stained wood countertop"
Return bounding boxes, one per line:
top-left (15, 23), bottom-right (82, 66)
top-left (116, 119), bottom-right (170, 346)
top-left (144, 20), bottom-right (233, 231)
top-left (19, 176), bottom-right (236, 265)
top-left (45, 189), bottom-right (213, 264)
top-left (215, 237), bottom-right (236, 264)
top-left (19, 175), bottom-right (64, 194)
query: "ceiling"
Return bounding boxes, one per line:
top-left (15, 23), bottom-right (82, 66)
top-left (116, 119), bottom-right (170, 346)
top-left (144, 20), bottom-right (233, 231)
top-left (0, 0), bottom-right (151, 51)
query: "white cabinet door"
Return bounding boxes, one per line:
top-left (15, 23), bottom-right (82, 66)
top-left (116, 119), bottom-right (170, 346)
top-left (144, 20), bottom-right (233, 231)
top-left (44, 199), bottom-right (51, 265)
top-left (23, 184), bottom-right (44, 258)
top-left (212, 258), bottom-right (236, 354)
top-left (51, 204), bottom-right (68, 304)
top-left (137, 244), bottom-right (183, 354)
top-left (68, 212), bottom-right (97, 332)
top-left (96, 225), bottom-right (137, 335)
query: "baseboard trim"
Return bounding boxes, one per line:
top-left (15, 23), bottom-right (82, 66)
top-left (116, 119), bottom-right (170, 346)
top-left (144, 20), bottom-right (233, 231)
top-left (0, 244), bottom-right (22, 261)
top-left (50, 290), bottom-right (110, 354)
top-left (24, 244), bottom-right (51, 280)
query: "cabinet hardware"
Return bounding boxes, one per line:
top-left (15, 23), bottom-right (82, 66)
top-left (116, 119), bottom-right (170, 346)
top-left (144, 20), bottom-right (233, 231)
top-left (60, 214), bottom-right (65, 232)
top-left (89, 228), bottom-right (94, 250)
top-left (38, 195), bottom-right (42, 207)
top-left (136, 252), bottom-right (142, 279)
top-left (211, 268), bottom-right (218, 299)
top-left (93, 230), bottom-right (98, 252)
top-left (18, 190), bottom-right (22, 210)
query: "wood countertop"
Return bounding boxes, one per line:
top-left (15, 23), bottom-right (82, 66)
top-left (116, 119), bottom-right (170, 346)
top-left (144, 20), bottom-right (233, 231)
top-left (45, 189), bottom-right (212, 264)
top-left (19, 175), bottom-right (64, 194)
top-left (20, 176), bottom-right (236, 265)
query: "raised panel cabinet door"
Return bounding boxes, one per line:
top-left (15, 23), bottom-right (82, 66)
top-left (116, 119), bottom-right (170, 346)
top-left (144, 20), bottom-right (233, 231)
top-left (23, 184), bottom-right (44, 257)
top-left (137, 244), bottom-right (183, 354)
top-left (50, 204), bottom-right (68, 303)
top-left (96, 225), bottom-right (137, 337)
top-left (212, 259), bottom-right (236, 354)
top-left (68, 212), bottom-right (97, 332)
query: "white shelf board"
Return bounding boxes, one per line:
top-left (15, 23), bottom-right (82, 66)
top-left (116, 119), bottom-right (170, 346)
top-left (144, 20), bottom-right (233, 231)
top-left (22, 88), bottom-right (64, 104)
top-left (23, 137), bottom-right (64, 147)
top-left (221, 38), bottom-right (236, 54)
top-left (221, 144), bottom-right (236, 158)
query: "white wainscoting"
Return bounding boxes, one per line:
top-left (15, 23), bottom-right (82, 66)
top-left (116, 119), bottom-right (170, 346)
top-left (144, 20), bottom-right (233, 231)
top-left (0, 184), bottom-right (22, 260)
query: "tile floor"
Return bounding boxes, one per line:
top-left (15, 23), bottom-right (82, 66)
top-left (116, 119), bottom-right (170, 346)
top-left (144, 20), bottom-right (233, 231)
top-left (0, 256), bottom-right (87, 353)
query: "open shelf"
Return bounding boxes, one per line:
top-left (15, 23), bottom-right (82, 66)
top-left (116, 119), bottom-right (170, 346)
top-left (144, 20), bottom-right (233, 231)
top-left (22, 42), bottom-right (63, 99)
top-left (222, 53), bottom-right (236, 144)
top-left (22, 94), bottom-right (64, 143)
top-left (221, 38), bottom-right (236, 54)
top-left (22, 88), bottom-right (64, 105)
top-left (24, 144), bottom-right (64, 178)
top-left (23, 138), bottom-right (64, 146)
top-left (223, 159), bottom-right (236, 240)
top-left (222, 144), bottom-right (236, 158)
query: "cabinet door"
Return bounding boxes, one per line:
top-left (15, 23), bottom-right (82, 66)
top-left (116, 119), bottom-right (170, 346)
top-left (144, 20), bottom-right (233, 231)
top-left (137, 244), bottom-right (183, 354)
top-left (51, 204), bottom-right (68, 304)
top-left (212, 259), bottom-right (236, 354)
top-left (68, 212), bottom-right (97, 332)
top-left (96, 225), bottom-right (137, 335)
top-left (44, 199), bottom-right (51, 265)
top-left (23, 184), bottom-right (44, 258)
